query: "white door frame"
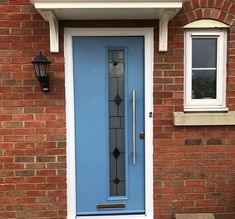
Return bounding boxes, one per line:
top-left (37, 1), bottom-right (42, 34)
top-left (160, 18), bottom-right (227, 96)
top-left (64, 28), bottom-right (154, 219)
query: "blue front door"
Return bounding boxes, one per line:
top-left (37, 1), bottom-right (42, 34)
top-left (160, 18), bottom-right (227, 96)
top-left (73, 36), bottom-right (145, 216)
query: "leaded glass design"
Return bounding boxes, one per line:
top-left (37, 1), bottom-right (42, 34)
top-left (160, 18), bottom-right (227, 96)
top-left (108, 50), bottom-right (125, 196)
top-left (192, 38), bottom-right (217, 99)
top-left (114, 94), bottom-right (122, 106)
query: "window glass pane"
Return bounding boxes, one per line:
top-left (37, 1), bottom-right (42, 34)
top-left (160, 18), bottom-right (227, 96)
top-left (192, 38), bottom-right (217, 68)
top-left (192, 70), bottom-right (216, 99)
top-left (108, 50), bottom-right (125, 197)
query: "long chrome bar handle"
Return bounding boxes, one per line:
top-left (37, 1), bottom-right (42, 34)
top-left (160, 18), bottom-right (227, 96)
top-left (132, 90), bottom-right (136, 164)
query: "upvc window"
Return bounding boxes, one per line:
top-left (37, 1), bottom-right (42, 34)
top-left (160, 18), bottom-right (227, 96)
top-left (184, 29), bottom-right (227, 111)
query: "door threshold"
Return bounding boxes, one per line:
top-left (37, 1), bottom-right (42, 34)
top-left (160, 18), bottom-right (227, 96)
top-left (76, 214), bottom-right (148, 219)
top-left (77, 211), bottom-right (145, 216)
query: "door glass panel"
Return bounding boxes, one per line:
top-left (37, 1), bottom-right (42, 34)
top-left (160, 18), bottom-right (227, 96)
top-left (108, 50), bottom-right (125, 196)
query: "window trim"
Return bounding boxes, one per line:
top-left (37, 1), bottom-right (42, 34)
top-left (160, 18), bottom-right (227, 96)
top-left (184, 29), bottom-right (228, 112)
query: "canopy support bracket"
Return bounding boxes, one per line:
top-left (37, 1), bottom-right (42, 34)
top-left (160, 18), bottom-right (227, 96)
top-left (159, 9), bottom-right (178, 52)
top-left (39, 10), bottom-right (59, 53)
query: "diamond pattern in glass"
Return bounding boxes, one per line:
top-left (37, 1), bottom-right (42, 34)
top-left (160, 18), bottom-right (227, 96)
top-left (112, 60), bottom-right (119, 66)
top-left (113, 178), bottom-right (120, 185)
top-left (112, 147), bottom-right (121, 159)
top-left (114, 94), bottom-right (122, 106)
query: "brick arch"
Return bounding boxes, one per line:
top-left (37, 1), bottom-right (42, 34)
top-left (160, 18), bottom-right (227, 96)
top-left (175, 0), bottom-right (235, 27)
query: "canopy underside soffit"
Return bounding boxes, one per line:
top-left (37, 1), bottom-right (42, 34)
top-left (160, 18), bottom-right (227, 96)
top-left (30, 0), bottom-right (184, 52)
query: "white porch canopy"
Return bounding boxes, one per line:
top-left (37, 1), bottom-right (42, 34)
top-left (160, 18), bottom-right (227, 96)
top-left (30, 0), bottom-right (184, 52)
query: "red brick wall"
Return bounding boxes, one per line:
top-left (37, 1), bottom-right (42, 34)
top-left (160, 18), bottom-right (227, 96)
top-left (154, 0), bottom-right (235, 219)
top-left (0, 0), bottom-right (235, 218)
top-left (0, 0), bottom-right (66, 218)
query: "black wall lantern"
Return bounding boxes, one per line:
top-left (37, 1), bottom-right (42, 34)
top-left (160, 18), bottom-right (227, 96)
top-left (32, 52), bottom-right (51, 93)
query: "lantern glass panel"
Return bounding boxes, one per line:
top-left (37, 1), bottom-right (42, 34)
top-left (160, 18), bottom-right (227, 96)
top-left (37, 63), bottom-right (48, 77)
top-left (33, 63), bottom-right (48, 77)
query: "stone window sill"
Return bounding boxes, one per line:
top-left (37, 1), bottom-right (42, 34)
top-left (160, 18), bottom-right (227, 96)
top-left (174, 111), bottom-right (235, 126)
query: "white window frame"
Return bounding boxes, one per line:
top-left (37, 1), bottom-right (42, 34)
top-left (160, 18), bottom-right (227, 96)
top-left (184, 29), bottom-right (228, 112)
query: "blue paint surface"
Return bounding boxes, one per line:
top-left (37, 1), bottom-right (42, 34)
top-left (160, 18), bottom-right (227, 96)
top-left (73, 36), bottom-right (145, 215)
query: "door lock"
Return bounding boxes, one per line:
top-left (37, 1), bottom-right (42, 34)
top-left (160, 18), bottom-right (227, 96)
top-left (139, 132), bottom-right (145, 139)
